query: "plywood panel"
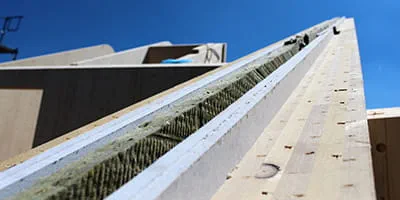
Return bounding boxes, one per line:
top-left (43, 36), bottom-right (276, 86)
top-left (0, 89), bottom-right (42, 161)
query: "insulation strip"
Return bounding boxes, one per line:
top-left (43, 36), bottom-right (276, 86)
top-left (8, 19), bottom-right (336, 200)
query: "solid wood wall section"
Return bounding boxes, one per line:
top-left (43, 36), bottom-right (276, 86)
top-left (386, 118), bottom-right (400, 200)
top-left (0, 89), bottom-right (42, 161)
top-left (213, 19), bottom-right (377, 200)
top-left (0, 67), bottom-right (216, 148)
top-left (368, 115), bottom-right (400, 200)
top-left (368, 119), bottom-right (389, 200)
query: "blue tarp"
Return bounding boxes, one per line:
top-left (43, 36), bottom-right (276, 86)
top-left (161, 59), bottom-right (193, 64)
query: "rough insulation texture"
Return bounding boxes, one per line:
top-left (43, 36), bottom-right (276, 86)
top-left (12, 19), bottom-right (336, 200)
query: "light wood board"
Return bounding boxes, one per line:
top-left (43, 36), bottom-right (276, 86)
top-left (0, 89), bottom-right (42, 161)
top-left (368, 107), bottom-right (400, 200)
top-left (212, 18), bottom-right (376, 200)
top-left (0, 35), bottom-right (288, 171)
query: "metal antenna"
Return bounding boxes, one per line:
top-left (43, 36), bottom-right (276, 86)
top-left (0, 16), bottom-right (23, 60)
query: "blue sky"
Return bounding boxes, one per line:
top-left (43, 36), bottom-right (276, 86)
top-left (1, 0), bottom-right (399, 109)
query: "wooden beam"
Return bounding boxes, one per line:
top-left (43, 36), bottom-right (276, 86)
top-left (368, 107), bottom-right (400, 200)
top-left (213, 18), bottom-right (376, 200)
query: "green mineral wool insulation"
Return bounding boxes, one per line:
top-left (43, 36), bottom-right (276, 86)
top-left (13, 22), bottom-right (333, 200)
